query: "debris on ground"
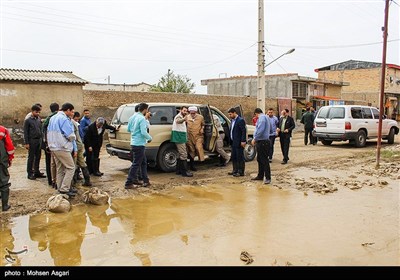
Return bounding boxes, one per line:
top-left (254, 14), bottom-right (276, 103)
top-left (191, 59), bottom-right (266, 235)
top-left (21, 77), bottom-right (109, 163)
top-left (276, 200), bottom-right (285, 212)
top-left (46, 194), bottom-right (71, 213)
top-left (240, 251), bottom-right (254, 265)
top-left (361, 242), bottom-right (375, 246)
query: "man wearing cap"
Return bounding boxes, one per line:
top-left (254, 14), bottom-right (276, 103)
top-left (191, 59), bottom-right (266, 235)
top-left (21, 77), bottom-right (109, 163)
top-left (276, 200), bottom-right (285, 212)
top-left (84, 117), bottom-right (117, 176)
top-left (185, 106), bottom-right (205, 171)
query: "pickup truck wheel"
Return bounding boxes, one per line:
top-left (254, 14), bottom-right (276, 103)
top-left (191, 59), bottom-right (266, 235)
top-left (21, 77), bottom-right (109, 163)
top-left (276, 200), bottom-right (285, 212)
top-left (321, 139), bottom-right (333, 146)
top-left (157, 143), bottom-right (179, 172)
top-left (244, 138), bottom-right (256, 162)
top-left (387, 127), bottom-right (395, 144)
top-left (355, 130), bottom-right (367, 148)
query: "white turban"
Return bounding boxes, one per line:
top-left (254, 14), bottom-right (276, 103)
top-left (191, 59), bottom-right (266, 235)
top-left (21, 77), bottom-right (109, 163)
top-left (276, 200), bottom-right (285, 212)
top-left (188, 106), bottom-right (197, 112)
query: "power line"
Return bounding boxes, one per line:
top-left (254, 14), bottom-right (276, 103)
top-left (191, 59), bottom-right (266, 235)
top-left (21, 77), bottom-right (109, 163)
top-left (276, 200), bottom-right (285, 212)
top-left (267, 39), bottom-right (399, 49)
top-left (0, 48), bottom-right (216, 63)
top-left (264, 47), bottom-right (288, 73)
top-left (4, 4), bottom-right (252, 45)
top-left (175, 42), bottom-right (257, 71)
top-left (20, 3), bottom-right (255, 43)
top-left (3, 15), bottom-right (244, 52)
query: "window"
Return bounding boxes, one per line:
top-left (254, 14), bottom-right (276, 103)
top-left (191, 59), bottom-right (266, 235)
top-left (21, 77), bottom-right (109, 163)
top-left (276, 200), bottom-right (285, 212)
top-left (351, 107), bottom-right (363, 119)
top-left (328, 107), bottom-right (345, 119)
top-left (371, 108), bottom-right (380, 119)
top-left (112, 106), bottom-right (125, 125)
top-left (317, 106), bottom-right (329, 118)
top-left (119, 106), bottom-right (136, 124)
top-left (211, 109), bottom-right (227, 126)
top-left (292, 82), bottom-right (308, 98)
top-left (148, 106), bottom-right (175, 125)
top-left (362, 108), bottom-right (373, 119)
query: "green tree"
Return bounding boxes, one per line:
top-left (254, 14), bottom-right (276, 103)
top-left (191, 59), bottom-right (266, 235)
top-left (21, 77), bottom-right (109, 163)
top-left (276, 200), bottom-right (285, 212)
top-left (150, 69), bottom-right (195, 93)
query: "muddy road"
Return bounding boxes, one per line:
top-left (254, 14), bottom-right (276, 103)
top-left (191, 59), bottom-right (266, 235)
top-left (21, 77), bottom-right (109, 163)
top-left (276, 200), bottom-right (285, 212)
top-left (1, 133), bottom-right (399, 266)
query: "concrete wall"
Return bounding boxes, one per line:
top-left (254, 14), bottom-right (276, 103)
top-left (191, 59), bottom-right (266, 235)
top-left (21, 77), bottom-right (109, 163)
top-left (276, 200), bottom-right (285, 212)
top-left (203, 74), bottom-right (296, 99)
top-left (83, 90), bottom-right (297, 124)
top-left (83, 83), bottom-right (151, 92)
top-left (0, 82), bottom-right (83, 127)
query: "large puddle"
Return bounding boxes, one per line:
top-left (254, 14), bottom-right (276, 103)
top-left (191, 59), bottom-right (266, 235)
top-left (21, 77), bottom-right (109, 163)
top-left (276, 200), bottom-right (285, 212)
top-left (1, 178), bottom-right (399, 266)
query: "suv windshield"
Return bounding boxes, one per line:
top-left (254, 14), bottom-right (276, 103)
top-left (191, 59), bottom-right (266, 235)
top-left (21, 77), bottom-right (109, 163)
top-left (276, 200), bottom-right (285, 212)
top-left (119, 106), bottom-right (137, 124)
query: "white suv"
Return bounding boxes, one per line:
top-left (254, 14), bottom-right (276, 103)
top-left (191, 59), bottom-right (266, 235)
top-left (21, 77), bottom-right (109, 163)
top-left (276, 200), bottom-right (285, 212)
top-left (313, 105), bottom-right (399, 147)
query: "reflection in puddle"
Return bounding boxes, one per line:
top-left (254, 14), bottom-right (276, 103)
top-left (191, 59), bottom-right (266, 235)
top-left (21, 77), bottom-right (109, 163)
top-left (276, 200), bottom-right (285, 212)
top-left (1, 183), bottom-right (398, 266)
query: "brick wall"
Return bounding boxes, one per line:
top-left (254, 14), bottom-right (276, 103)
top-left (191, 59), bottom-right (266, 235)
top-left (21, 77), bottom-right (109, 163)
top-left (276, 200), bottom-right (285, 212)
top-left (83, 90), bottom-right (297, 123)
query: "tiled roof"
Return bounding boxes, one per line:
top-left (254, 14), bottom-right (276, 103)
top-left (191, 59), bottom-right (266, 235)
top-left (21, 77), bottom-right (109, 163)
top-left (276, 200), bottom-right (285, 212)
top-left (0, 68), bottom-right (87, 84)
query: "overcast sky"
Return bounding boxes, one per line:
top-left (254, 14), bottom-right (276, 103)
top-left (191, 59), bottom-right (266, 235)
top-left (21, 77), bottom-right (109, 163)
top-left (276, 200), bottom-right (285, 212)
top-left (1, 0), bottom-right (399, 93)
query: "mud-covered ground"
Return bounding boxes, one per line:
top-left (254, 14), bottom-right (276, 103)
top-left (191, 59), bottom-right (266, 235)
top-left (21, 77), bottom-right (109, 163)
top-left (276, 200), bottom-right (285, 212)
top-left (1, 132), bottom-right (399, 266)
top-left (2, 132), bottom-right (399, 223)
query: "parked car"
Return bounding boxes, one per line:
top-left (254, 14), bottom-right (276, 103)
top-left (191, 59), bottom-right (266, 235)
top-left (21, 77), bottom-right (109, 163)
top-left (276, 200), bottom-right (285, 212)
top-left (313, 105), bottom-right (399, 147)
top-left (106, 103), bottom-right (256, 172)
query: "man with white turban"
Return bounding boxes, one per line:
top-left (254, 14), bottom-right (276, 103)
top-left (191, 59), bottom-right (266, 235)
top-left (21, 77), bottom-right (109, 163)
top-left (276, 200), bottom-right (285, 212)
top-left (185, 106), bottom-right (205, 171)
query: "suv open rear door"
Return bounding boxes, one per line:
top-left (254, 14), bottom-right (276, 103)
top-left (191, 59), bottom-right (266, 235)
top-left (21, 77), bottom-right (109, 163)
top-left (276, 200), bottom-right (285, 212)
top-left (199, 105), bottom-right (218, 152)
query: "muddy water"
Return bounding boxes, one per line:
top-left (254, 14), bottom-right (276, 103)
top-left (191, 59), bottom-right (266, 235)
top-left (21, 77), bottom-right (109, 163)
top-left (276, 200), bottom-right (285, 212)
top-left (1, 174), bottom-right (399, 266)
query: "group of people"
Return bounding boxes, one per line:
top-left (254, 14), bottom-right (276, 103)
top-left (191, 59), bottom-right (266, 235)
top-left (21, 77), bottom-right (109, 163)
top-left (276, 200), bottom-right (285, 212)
top-left (251, 108), bottom-right (295, 184)
top-left (22, 102), bottom-right (116, 199)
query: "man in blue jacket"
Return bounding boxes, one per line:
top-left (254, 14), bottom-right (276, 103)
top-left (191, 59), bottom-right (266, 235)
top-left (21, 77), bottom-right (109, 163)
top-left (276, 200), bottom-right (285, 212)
top-left (251, 108), bottom-right (272, 184)
top-left (125, 103), bottom-right (152, 189)
top-left (227, 108), bottom-right (247, 177)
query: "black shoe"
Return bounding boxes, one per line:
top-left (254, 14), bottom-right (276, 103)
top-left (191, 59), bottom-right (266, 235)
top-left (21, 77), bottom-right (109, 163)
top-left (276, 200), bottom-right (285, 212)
top-left (2, 205), bottom-right (11, 212)
top-left (27, 175), bottom-right (36, 180)
top-left (82, 181), bottom-right (92, 187)
top-left (70, 188), bottom-right (78, 193)
top-left (125, 184), bottom-right (137, 189)
top-left (233, 173), bottom-right (241, 177)
top-left (131, 180), bottom-right (143, 186)
top-left (59, 191), bottom-right (76, 198)
top-left (34, 173), bottom-right (46, 178)
top-left (281, 160), bottom-right (287, 164)
top-left (228, 171), bottom-right (236, 175)
top-left (52, 182), bottom-right (57, 189)
top-left (264, 179), bottom-right (271, 184)
top-left (251, 177), bottom-right (263, 181)
top-left (142, 182), bottom-right (151, 187)
top-left (216, 163), bottom-right (226, 167)
top-left (93, 172), bottom-right (102, 177)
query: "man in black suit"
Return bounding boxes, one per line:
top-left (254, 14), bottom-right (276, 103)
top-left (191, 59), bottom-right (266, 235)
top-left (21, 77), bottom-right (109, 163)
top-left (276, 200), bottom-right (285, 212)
top-left (277, 108), bottom-right (295, 164)
top-left (227, 108), bottom-right (247, 177)
top-left (84, 117), bottom-right (117, 176)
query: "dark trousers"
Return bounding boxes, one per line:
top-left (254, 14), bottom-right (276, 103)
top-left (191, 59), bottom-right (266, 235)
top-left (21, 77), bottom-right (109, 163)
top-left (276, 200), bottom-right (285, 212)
top-left (85, 145), bottom-right (100, 174)
top-left (231, 145), bottom-right (245, 174)
top-left (45, 149), bottom-right (52, 185)
top-left (27, 139), bottom-right (42, 176)
top-left (268, 135), bottom-right (276, 159)
top-left (126, 146), bottom-right (149, 185)
top-left (304, 127), bottom-right (314, 145)
top-left (279, 133), bottom-right (291, 162)
top-left (256, 140), bottom-right (271, 180)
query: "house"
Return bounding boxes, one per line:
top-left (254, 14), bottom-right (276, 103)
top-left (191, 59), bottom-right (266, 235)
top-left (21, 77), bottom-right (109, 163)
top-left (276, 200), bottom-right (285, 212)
top-left (83, 82), bottom-right (151, 92)
top-left (315, 60), bottom-right (400, 120)
top-left (201, 73), bottom-right (348, 118)
top-left (0, 68), bottom-right (87, 127)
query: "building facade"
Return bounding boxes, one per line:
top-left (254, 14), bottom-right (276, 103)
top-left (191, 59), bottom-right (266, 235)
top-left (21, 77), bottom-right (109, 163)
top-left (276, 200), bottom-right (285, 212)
top-left (0, 69), bottom-right (87, 127)
top-left (83, 82), bottom-right (151, 92)
top-left (315, 60), bottom-right (400, 120)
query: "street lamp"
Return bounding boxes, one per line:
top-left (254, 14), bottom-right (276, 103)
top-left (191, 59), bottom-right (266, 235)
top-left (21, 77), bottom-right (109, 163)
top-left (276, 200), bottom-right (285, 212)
top-left (264, 48), bottom-right (295, 69)
top-left (257, 48), bottom-right (295, 112)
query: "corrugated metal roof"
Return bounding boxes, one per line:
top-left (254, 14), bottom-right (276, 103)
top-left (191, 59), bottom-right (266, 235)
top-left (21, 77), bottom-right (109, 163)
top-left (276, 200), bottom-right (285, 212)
top-left (0, 68), bottom-right (87, 84)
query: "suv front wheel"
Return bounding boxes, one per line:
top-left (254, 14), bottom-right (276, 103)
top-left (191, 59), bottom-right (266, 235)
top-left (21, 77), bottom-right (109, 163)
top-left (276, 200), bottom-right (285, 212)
top-left (355, 130), bottom-right (367, 148)
top-left (244, 138), bottom-right (256, 162)
top-left (157, 143), bottom-right (179, 172)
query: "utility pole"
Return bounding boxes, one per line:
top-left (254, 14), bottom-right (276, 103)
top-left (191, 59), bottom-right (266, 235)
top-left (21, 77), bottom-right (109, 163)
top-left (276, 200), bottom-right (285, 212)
top-left (376, 0), bottom-right (390, 168)
top-left (107, 75), bottom-right (110, 85)
top-left (257, 0), bottom-right (266, 113)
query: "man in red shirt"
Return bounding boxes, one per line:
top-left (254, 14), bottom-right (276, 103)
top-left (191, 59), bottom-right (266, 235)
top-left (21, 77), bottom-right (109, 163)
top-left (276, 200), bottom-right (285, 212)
top-left (0, 125), bottom-right (15, 211)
